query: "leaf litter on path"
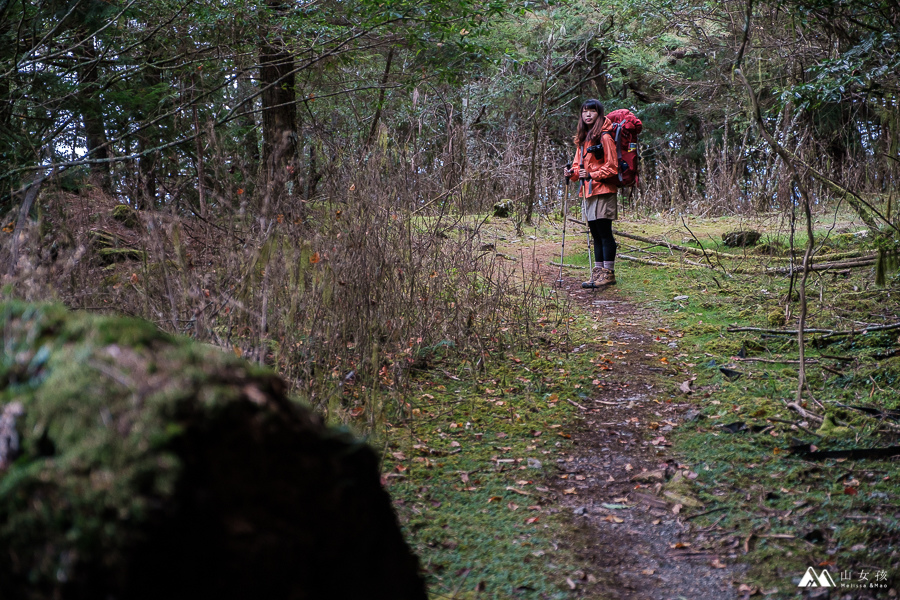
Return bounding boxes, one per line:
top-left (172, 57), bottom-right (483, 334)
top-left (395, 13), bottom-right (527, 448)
top-left (538, 257), bottom-right (745, 599)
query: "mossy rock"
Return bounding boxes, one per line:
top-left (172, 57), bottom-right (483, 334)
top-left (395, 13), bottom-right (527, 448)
top-left (722, 230), bottom-right (761, 247)
top-left (816, 412), bottom-right (852, 438)
top-left (743, 339), bottom-right (768, 352)
top-left (112, 204), bottom-right (140, 229)
top-left (703, 338), bottom-right (742, 356)
top-left (767, 309), bottom-right (786, 327)
top-left (0, 302), bottom-right (425, 600)
top-left (751, 241), bottom-right (787, 256)
top-left (683, 323), bottom-right (718, 335)
top-left (493, 199), bottom-right (513, 218)
top-left (661, 472), bottom-right (703, 508)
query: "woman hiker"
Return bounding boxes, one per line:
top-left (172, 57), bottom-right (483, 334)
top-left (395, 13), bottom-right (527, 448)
top-left (565, 99), bottom-right (619, 288)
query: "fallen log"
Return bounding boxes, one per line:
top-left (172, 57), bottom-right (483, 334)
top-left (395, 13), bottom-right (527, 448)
top-left (788, 445), bottom-right (900, 461)
top-left (612, 229), bottom-right (876, 264)
top-left (550, 261), bottom-right (588, 270)
top-left (618, 254), bottom-right (698, 268)
top-left (733, 357), bottom-right (820, 364)
top-left (728, 322), bottom-right (900, 337)
top-left (786, 402), bottom-right (824, 423)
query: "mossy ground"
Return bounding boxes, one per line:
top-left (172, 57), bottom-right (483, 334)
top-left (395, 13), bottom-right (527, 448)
top-left (375, 207), bottom-right (899, 598)
top-left (604, 213), bottom-right (899, 595)
top-left (377, 323), bottom-right (601, 598)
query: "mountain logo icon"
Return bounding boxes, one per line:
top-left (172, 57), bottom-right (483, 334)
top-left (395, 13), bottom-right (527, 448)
top-left (798, 567), bottom-right (836, 587)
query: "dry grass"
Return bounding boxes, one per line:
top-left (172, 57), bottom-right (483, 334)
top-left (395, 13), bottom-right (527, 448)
top-left (1, 151), bottom-right (564, 432)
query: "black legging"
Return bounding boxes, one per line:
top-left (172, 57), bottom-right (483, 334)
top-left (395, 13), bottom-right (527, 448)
top-left (588, 218), bottom-right (617, 263)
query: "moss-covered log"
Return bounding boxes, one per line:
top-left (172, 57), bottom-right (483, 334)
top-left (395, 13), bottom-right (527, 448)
top-left (0, 302), bottom-right (426, 600)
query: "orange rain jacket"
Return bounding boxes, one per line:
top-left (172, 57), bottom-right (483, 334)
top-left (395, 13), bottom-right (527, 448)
top-left (568, 117), bottom-right (619, 197)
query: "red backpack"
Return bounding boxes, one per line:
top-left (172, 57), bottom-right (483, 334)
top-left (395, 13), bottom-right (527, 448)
top-left (587, 109), bottom-right (643, 187)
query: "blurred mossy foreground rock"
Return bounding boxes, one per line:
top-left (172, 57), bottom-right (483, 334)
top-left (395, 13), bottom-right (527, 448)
top-left (0, 302), bottom-right (426, 600)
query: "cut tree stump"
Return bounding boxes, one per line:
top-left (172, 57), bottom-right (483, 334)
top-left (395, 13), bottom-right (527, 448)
top-left (722, 230), bottom-right (761, 247)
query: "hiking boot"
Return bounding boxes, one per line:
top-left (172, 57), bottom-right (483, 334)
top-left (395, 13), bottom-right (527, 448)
top-left (581, 267), bottom-right (604, 289)
top-left (597, 268), bottom-right (616, 286)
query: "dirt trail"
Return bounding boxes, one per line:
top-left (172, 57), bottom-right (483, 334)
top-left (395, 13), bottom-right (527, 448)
top-left (531, 242), bottom-right (745, 599)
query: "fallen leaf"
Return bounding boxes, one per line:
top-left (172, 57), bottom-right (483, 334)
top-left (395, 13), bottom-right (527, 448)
top-left (525, 517), bottom-right (539, 524)
top-left (642, 569), bottom-right (655, 575)
top-left (563, 487), bottom-right (577, 495)
top-left (603, 515), bottom-right (624, 523)
top-left (487, 496), bottom-right (502, 503)
top-left (391, 452), bottom-right (406, 460)
top-left (506, 486), bottom-right (532, 496)
top-left (508, 502), bottom-right (519, 510)
top-left (460, 472), bottom-right (469, 483)
top-left (565, 578), bottom-right (576, 590)
top-left (844, 486), bottom-right (858, 496)
top-left (710, 558), bottom-right (727, 569)
top-left (679, 381), bottom-right (692, 394)
top-left (625, 463), bottom-right (634, 472)
top-left (450, 441), bottom-right (461, 448)
top-left (672, 503), bottom-right (683, 514)
top-left (670, 542), bottom-right (691, 549)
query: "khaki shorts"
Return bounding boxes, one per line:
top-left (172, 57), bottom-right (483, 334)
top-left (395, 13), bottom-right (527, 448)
top-left (582, 193), bottom-right (618, 221)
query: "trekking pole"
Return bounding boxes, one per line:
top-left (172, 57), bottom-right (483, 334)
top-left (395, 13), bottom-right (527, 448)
top-left (557, 175), bottom-right (570, 287)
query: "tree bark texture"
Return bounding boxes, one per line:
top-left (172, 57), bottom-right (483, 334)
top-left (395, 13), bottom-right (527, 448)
top-left (260, 0), bottom-right (298, 204)
top-left (76, 37), bottom-right (111, 192)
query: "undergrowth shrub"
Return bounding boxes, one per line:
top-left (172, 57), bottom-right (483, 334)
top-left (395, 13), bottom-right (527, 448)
top-left (1, 153), bottom-right (564, 432)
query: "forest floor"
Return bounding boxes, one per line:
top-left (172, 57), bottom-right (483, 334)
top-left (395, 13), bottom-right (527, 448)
top-left (529, 265), bottom-right (744, 599)
top-left (384, 209), bottom-right (900, 600)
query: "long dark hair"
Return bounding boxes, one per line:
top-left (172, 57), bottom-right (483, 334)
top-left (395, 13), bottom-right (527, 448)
top-left (574, 99), bottom-right (605, 146)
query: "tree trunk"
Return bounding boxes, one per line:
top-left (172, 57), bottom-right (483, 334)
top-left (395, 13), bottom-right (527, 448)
top-left (76, 37), bottom-right (111, 192)
top-left (366, 47), bottom-right (394, 147)
top-left (260, 0), bottom-right (298, 209)
top-left (524, 78), bottom-right (546, 227)
top-left (136, 46), bottom-right (162, 210)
